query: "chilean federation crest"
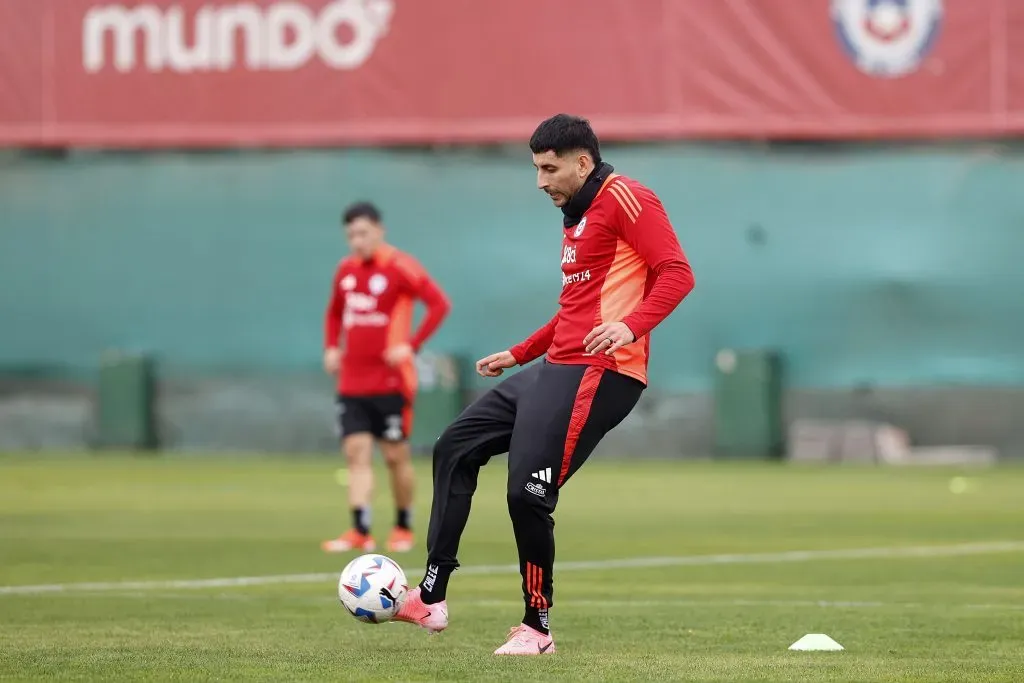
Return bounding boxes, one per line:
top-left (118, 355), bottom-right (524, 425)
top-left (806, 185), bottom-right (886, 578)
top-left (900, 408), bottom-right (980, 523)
top-left (368, 273), bottom-right (389, 295)
top-left (831, 0), bottom-right (943, 78)
top-left (573, 217), bottom-right (587, 239)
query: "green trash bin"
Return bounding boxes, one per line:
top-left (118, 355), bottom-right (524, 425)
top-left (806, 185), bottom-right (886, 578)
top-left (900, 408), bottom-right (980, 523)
top-left (713, 348), bottom-right (783, 459)
top-left (96, 351), bottom-right (158, 451)
top-left (410, 351), bottom-right (466, 453)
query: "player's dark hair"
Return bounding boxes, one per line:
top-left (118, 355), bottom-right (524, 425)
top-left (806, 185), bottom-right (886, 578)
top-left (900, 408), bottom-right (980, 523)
top-left (342, 201), bottom-right (382, 225)
top-left (529, 114), bottom-right (602, 164)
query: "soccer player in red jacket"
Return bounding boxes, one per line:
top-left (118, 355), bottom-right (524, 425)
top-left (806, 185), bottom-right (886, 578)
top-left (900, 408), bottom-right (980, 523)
top-left (321, 202), bottom-right (451, 555)
top-left (394, 115), bottom-right (695, 654)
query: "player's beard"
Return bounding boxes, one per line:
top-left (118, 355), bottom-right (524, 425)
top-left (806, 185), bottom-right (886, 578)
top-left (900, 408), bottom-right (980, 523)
top-left (548, 190), bottom-right (570, 207)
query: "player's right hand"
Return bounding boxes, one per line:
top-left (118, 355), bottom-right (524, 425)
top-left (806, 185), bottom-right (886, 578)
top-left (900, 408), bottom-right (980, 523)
top-left (323, 347), bottom-right (342, 375)
top-left (475, 350), bottom-right (517, 378)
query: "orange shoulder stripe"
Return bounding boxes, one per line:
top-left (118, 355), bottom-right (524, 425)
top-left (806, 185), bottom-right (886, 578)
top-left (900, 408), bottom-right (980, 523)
top-left (607, 183), bottom-right (640, 223)
top-left (611, 180), bottom-right (642, 216)
top-left (391, 251), bottom-right (426, 284)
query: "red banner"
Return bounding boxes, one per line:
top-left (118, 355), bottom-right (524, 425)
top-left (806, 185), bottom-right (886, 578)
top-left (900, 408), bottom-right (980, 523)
top-left (0, 0), bottom-right (1021, 147)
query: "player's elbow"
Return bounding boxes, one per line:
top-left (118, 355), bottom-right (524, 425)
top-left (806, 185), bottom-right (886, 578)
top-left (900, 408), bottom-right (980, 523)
top-left (435, 294), bottom-right (453, 321)
top-left (679, 263), bottom-right (695, 299)
top-left (428, 284), bottom-right (452, 313)
top-left (664, 259), bottom-right (695, 301)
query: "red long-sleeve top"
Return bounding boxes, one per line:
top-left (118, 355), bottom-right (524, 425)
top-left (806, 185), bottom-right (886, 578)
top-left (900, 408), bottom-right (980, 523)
top-left (324, 244), bottom-right (450, 397)
top-left (510, 174), bottom-right (694, 385)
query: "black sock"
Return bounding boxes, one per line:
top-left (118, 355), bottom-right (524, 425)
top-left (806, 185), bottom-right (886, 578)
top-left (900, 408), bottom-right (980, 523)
top-left (396, 508), bottom-right (412, 531)
top-left (352, 507), bottom-right (370, 535)
top-left (419, 562), bottom-right (453, 604)
top-left (523, 606), bottom-right (550, 635)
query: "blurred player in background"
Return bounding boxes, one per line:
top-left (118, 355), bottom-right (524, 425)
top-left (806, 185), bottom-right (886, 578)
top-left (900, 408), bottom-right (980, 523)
top-left (321, 201), bottom-right (451, 554)
top-left (394, 115), bottom-right (695, 653)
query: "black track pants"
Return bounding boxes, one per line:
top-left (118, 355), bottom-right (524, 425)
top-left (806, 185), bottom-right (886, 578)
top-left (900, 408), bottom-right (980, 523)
top-left (424, 360), bottom-right (643, 611)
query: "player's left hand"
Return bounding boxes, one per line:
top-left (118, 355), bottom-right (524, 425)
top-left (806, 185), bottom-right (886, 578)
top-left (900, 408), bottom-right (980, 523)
top-left (584, 321), bottom-right (635, 355)
top-left (384, 343), bottom-right (414, 367)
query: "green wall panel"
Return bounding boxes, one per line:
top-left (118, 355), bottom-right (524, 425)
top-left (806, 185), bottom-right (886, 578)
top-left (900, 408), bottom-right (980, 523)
top-left (1, 144), bottom-right (1022, 391)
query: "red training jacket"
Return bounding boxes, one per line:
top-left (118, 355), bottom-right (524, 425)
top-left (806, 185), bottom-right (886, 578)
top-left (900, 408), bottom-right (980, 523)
top-left (510, 174), bottom-right (694, 385)
top-left (324, 244), bottom-right (450, 397)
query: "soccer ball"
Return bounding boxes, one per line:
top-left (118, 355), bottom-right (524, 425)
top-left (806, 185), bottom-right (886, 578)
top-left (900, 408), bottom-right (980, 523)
top-left (337, 553), bottom-right (408, 624)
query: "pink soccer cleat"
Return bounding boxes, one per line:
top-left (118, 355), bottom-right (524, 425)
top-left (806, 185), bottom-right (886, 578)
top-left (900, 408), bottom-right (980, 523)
top-left (394, 587), bottom-right (448, 634)
top-left (493, 624), bottom-right (556, 655)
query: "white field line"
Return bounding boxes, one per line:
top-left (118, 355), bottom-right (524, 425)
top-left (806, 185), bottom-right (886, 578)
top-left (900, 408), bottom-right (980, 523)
top-left (2, 540), bottom-right (1022, 597)
top-left (44, 593), bottom-right (1024, 612)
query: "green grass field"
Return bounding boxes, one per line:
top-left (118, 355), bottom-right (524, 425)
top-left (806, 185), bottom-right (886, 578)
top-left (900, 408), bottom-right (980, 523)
top-left (1, 454), bottom-right (1023, 682)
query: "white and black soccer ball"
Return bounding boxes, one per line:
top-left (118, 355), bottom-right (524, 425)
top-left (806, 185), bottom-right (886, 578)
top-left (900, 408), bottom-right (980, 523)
top-left (337, 554), bottom-right (408, 623)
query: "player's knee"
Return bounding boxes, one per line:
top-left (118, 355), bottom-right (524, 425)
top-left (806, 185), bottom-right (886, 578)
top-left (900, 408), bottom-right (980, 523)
top-left (345, 452), bottom-right (371, 469)
top-left (432, 424), bottom-right (492, 495)
top-left (432, 428), bottom-right (458, 465)
top-left (344, 438), bottom-right (372, 468)
top-left (381, 443), bottom-right (410, 468)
